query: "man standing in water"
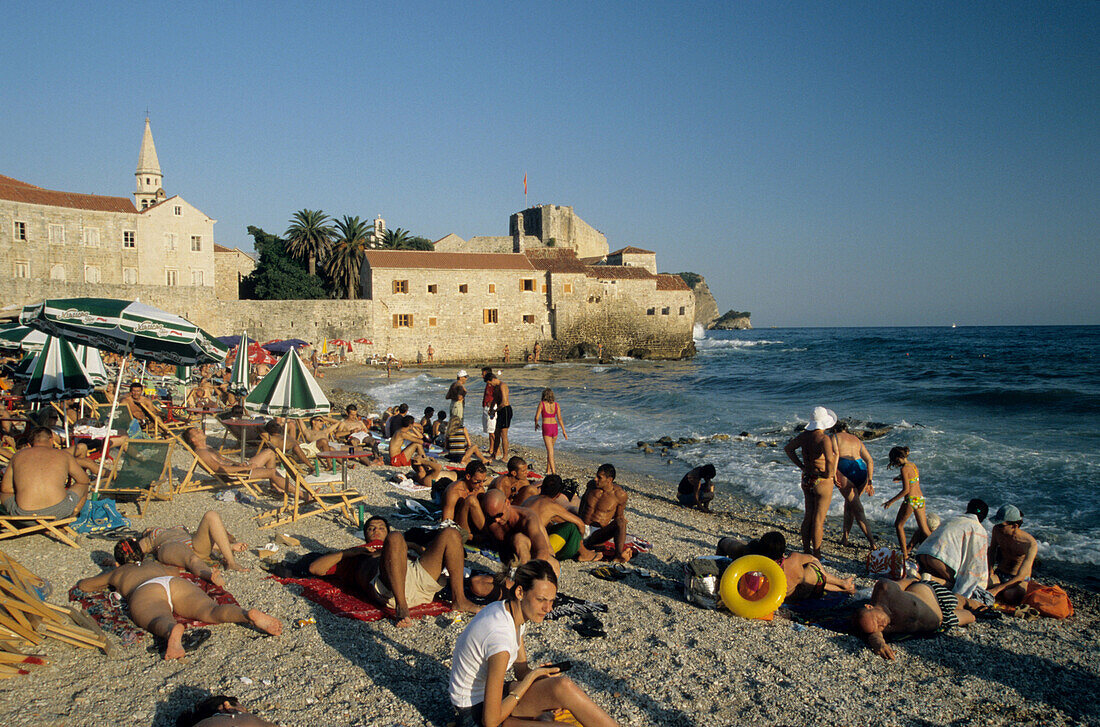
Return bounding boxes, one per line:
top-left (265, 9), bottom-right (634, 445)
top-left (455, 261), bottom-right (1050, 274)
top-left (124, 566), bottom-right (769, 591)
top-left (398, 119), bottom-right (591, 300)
top-left (784, 407), bottom-right (839, 558)
top-left (483, 368), bottom-right (512, 462)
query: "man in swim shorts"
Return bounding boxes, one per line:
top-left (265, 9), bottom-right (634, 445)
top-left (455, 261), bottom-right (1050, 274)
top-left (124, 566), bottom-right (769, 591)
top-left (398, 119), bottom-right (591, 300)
top-left (987, 504), bottom-right (1038, 605)
top-left (484, 368), bottom-right (512, 462)
top-left (521, 475), bottom-right (600, 562)
top-left (580, 464), bottom-right (633, 563)
top-left (677, 464), bottom-right (716, 511)
top-left (184, 428), bottom-right (289, 497)
top-left (853, 577), bottom-right (985, 660)
top-left (388, 415), bottom-right (427, 467)
top-left (478, 489), bottom-right (560, 573)
top-left (113, 510), bottom-right (249, 588)
top-left (1, 427), bottom-right (90, 519)
top-left (784, 407), bottom-right (839, 558)
top-left (75, 560), bottom-right (282, 660)
top-left (490, 456), bottom-right (534, 503)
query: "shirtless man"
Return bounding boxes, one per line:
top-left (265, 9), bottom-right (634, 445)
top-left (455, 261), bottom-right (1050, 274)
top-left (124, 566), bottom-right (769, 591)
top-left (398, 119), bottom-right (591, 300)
top-left (487, 370), bottom-right (512, 462)
top-left (409, 456), bottom-right (452, 491)
top-left (300, 416), bottom-right (338, 457)
top-left (259, 419), bottom-right (313, 467)
top-left (490, 456), bottom-right (530, 503)
top-left (522, 475), bottom-right (599, 561)
top-left (332, 404), bottom-right (370, 440)
top-left (987, 505), bottom-right (1038, 605)
top-left (113, 511), bottom-right (248, 587)
top-left (853, 577), bottom-right (983, 660)
top-left (440, 461), bottom-right (490, 533)
top-left (183, 428), bottom-right (289, 496)
top-left (784, 406), bottom-right (839, 558)
top-left (389, 415), bottom-right (426, 467)
top-left (446, 370), bottom-right (467, 421)
top-left (677, 464), bottom-right (716, 511)
top-left (779, 551), bottom-right (856, 601)
top-left (477, 488), bottom-right (559, 572)
top-left (121, 381), bottom-right (162, 432)
top-left (1, 427), bottom-right (90, 518)
top-left (75, 560), bottom-right (281, 660)
top-left (579, 463), bottom-right (632, 563)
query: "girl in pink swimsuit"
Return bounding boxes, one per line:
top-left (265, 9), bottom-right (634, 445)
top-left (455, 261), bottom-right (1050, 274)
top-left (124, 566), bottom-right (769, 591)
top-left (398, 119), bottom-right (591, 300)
top-left (535, 388), bottom-right (568, 474)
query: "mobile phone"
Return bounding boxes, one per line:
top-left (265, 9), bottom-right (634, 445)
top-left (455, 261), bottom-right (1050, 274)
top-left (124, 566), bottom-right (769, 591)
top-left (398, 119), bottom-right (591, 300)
top-left (544, 661), bottom-right (573, 673)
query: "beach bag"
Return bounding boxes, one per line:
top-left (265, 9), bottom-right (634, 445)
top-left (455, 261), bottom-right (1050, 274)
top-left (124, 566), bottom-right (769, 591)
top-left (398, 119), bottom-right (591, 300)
top-left (72, 498), bottom-right (130, 534)
top-left (683, 556), bottom-right (730, 610)
top-left (1022, 583), bottom-right (1073, 619)
top-left (866, 547), bottom-right (907, 580)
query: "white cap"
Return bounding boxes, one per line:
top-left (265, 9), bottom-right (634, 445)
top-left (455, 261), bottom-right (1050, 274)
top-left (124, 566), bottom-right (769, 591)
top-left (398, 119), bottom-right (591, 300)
top-left (806, 406), bottom-right (838, 431)
top-left (457, 369), bottom-right (468, 378)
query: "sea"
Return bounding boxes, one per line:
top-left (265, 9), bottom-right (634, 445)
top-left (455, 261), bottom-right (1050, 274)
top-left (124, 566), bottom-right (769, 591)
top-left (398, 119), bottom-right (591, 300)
top-left (350, 325), bottom-right (1100, 574)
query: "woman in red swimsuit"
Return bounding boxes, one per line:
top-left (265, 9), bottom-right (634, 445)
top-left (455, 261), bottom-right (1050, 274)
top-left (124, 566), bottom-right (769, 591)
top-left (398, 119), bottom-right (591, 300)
top-left (534, 388), bottom-right (568, 474)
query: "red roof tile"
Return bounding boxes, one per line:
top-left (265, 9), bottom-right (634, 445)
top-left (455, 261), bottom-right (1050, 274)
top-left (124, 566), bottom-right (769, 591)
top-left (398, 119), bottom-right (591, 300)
top-left (0, 175), bottom-right (137, 213)
top-left (214, 243), bottom-right (254, 259)
top-left (585, 266), bottom-right (656, 280)
top-left (609, 245), bottom-right (655, 255)
top-left (524, 249), bottom-right (589, 273)
top-left (364, 250), bottom-right (535, 271)
top-left (656, 274), bottom-right (690, 291)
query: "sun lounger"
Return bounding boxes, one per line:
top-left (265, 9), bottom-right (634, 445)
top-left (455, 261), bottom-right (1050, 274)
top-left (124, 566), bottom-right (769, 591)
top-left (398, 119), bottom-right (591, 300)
top-left (255, 447), bottom-right (367, 530)
top-left (166, 429), bottom-right (264, 498)
top-left (0, 514), bottom-right (80, 548)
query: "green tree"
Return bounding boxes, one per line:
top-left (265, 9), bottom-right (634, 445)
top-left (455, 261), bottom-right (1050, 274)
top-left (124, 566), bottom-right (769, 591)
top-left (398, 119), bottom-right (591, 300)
top-left (379, 227), bottom-right (433, 250)
top-left (327, 216), bottom-right (371, 299)
top-left (240, 226), bottom-right (326, 300)
top-left (284, 209), bottom-right (334, 276)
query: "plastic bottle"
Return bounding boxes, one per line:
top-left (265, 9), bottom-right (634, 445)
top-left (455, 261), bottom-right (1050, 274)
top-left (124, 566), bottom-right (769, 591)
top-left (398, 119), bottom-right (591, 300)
top-left (357, 503), bottom-right (366, 527)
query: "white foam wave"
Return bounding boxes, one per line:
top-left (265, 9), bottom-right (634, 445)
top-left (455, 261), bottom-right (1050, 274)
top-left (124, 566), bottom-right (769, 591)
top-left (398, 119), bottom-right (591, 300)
top-left (591, 366), bottom-right (609, 373)
top-left (695, 338), bottom-right (782, 350)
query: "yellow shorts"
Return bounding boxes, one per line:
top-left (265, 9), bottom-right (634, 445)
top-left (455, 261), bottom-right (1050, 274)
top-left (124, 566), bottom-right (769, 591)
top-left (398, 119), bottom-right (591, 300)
top-left (370, 560), bottom-right (443, 609)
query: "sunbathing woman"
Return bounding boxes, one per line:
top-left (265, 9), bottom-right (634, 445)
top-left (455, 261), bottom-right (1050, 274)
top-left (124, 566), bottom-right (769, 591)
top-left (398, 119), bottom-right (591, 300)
top-left (883, 446), bottom-right (932, 560)
top-left (114, 510), bottom-right (249, 588)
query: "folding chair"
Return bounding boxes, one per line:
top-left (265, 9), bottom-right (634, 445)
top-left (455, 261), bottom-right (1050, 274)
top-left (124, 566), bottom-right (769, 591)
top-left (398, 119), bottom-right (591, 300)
top-left (0, 515), bottom-right (80, 548)
top-left (168, 428), bottom-right (264, 498)
top-left (255, 447), bottom-right (367, 530)
top-left (98, 438), bottom-right (175, 515)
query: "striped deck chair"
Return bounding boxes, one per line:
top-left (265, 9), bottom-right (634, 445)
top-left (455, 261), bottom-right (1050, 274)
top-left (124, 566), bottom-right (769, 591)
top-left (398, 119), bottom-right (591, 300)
top-left (255, 447), bottom-right (367, 530)
top-left (98, 438), bottom-right (175, 515)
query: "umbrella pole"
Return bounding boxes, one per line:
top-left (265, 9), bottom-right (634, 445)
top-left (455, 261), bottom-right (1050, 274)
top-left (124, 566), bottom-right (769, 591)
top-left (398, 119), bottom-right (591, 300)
top-left (64, 405), bottom-right (69, 448)
top-left (93, 353), bottom-right (129, 494)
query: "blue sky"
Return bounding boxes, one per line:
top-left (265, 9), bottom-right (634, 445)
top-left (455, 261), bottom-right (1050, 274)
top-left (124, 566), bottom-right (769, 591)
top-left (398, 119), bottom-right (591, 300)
top-left (3, 2), bottom-right (1097, 326)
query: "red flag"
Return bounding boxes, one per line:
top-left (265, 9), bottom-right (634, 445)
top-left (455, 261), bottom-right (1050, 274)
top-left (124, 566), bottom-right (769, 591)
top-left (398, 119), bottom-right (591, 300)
top-left (523, 173), bottom-right (527, 195)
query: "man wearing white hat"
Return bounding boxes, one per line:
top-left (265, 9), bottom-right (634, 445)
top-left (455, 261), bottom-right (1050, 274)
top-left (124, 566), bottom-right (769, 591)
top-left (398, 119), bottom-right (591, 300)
top-left (446, 370), bottom-right (468, 422)
top-left (988, 504), bottom-right (1038, 605)
top-left (784, 406), bottom-right (839, 558)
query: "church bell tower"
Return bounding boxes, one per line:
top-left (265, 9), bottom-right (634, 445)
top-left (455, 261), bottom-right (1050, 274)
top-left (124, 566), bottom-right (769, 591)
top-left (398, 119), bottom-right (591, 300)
top-left (134, 117), bottom-right (164, 210)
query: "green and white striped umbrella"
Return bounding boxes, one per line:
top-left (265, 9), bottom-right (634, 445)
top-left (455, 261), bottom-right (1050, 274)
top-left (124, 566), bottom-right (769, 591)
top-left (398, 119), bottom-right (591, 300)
top-left (11, 352), bottom-right (39, 380)
top-left (20, 298), bottom-right (228, 365)
top-left (23, 335), bottom-right (96, 402)
top-left (0, 324), bottom-right (48, 353)
top-left (244, 348), bottom-right (329, 418)
top-left (73, 344), bottom-right (110, 387)
top-left (229, 333), bottom-right (251, 395)
top-left (174, 365), bottom-right (192, 382)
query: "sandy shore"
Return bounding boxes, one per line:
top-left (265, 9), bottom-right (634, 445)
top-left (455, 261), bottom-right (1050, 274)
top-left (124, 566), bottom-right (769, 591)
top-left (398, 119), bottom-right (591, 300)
top-left (1, 365), bottom-right (1098, 726)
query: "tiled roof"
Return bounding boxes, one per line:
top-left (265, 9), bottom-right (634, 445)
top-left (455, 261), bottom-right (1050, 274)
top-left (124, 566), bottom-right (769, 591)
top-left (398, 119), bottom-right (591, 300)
top-left (0, 174), bottom-right (137, 213)
top-left (609, 245), bottom-right (655, 255)
top-left (364, 250), bottom-right (535, 271)
top-left (578, 256), bottom-right (606, 265)
top-left (524, 249), bottom-right (589, 274)
top-left (585, 266), bottom-right (656, 280)
top-left (214, 244), bottom-right (254, 259)
top-left (655, 273), bottom-right (690, 291)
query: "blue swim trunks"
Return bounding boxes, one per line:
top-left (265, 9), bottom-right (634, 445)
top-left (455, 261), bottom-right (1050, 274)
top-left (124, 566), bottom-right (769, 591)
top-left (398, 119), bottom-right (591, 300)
top-left (836, 457), bottom-right (867, 487)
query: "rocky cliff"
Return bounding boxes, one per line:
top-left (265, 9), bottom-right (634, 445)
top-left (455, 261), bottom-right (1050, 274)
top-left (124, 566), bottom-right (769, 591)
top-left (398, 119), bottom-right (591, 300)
top-left (676, 272), bottom-right (719, 326)
top-left (710, 310), bottom-right (752, 330)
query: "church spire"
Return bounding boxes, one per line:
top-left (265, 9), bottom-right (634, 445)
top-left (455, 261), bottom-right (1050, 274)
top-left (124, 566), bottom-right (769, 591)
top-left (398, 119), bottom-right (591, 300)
top-left (134, 117), bottom-right (164, 210)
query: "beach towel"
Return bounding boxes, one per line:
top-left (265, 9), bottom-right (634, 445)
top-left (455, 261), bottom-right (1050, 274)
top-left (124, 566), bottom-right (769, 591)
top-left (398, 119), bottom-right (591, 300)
top-left (391, 475), bottom-right (431, 494)
top-left (268, 575), bottom-right (452, 623)
top-left (593, 533), bottom-right (653, 556)
top-left (68, 572), bottom-right (239, 646)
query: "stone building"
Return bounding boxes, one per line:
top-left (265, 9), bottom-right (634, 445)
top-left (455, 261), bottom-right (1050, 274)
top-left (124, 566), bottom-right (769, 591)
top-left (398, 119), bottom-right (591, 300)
top-left (214, 244), bottom-right (256, 300)
top-left (0, 119), bottom-right (217, 291)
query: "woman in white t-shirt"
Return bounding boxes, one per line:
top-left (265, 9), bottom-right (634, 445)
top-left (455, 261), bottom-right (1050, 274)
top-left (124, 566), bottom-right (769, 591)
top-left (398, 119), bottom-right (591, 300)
top-left (447, 560), bottom-right (618, 727)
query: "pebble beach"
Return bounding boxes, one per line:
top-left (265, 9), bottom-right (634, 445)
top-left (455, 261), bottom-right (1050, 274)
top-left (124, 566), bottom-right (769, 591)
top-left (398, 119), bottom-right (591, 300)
top-left (1, 365), bottom-right (1098, 727)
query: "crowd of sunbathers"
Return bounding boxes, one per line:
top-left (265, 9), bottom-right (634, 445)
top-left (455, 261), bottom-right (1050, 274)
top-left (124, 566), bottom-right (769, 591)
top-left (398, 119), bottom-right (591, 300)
top-left (0, 358), bottom-right (1059, 725)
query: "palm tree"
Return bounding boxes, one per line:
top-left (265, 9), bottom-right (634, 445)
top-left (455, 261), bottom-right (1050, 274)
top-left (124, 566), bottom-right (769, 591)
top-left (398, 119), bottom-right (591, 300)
top-left (326, 215), bottom-right (371, 299)
top-left (284, 209), bottom-right (334, 276)
top-left (380, 227), bottom-right (412, 249)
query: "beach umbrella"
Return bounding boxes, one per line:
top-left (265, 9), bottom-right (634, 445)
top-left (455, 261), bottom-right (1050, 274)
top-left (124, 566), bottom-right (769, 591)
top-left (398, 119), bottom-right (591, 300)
top-left (262, 339), bottom-right (309, 354)
top-left (23, 336), bottom-right (96, 446)
top-left (353, 338), bottom-right (372, 345)
top-left (11, 352), bottom-right (38, 380)
top-left (244, 348), bottom-right (329, 419)
top-left (174, 365), bottom-right (192, 382)
top-left (73, 344), bottom-right (110, 387)
top-left (229, 334), bottom-right (251, 395)
top-left (20, 297), bottom-right (229, 492)
top-left (0, 324), bottom-right (48, 353)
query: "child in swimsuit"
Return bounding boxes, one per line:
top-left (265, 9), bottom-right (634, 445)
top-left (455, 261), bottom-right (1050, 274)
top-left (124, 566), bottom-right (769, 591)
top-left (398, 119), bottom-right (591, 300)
top-left (535, 388), bottom-right (567, 475)
top-left (883, 446), bottom-right (933, 560)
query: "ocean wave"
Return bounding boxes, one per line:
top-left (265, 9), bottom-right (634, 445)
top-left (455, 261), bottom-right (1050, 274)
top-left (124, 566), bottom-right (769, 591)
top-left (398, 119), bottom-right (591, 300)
top-left (695, 338), bottom-right (783, 350)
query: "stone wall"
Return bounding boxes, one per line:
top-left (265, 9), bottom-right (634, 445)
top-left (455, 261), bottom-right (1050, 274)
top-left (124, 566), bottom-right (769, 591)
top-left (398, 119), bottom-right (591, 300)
top-left (510, 205), bottom-right (609, 260)
top-left (214, 248), bottom-right (255, 300)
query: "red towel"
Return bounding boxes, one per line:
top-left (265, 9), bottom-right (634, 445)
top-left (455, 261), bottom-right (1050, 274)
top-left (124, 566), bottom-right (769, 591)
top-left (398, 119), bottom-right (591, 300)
top-left (268, 575), bottom-right (452, 622)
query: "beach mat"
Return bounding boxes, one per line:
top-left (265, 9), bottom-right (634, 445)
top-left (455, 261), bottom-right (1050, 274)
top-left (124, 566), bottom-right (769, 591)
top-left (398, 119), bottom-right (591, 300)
top-left (68, 573), bottom-right (239, 646)
top-left (268, 575), bottom-right (452, 623)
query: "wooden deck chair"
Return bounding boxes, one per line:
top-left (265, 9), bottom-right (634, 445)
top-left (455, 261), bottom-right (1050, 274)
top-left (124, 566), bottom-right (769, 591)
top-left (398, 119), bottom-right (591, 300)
top-left (98, 438), bottom-right (174, 515)
top-left (255, 446), bottom-right (367, 529)
top-left (168, 428), bottom-right (265, 498)
top-left (0, 515), bottom-right (80, 548)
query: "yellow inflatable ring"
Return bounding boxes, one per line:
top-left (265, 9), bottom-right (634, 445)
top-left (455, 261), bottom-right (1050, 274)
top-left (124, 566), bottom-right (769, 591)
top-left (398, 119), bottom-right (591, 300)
top-left (719, 554), bottom-right (787, 619)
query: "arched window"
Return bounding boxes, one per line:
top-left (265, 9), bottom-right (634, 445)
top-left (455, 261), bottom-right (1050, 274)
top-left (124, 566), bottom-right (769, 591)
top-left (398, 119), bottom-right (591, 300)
top-left (49, 264), bottom-right (66, 281)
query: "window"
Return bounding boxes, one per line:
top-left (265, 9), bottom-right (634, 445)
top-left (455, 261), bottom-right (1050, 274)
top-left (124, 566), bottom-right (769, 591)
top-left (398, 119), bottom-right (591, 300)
top-left (50, 264), bottom-right (66, 281)
top-left (146, 177), bottom-right (151, 185)
top-left (84, 228), bottom-right (100, 247)
top-left (427, 284), bottom-right (437, 294)
top-left (122, 268), bottom-right (137, 285)
top-left (392, 314), bottom-right (413, 328)
top-left (123, 231), bottom-right (136, 248)
top-left (522, 314), bottom-right (535, 324)
top-left (165, 233), bottom-right (177, 251)
top-left (190, 235), bottom-right (202, 252)
top-left (84, 266), bottom-right (100, 284)
top-left (541, 284), bottom-right (547, 293)
top-left (679, 306), bottom-right (686, 315)
top-left (488, 283), bottom-right (496, 294)
top-left (647, 307), bottom-right (656, 316)
top-left (428, 317), bottom-right (438, 327)
top-left (392, 280), bottom-right (409, 294)
top-left (521, 279), bottom-right (535, 292)
top-left (191, 270), bottom-right (204, 286)
top-left (13, 221), bottom-right (26, 240)
top-left (13, 261), bottom-right (29, 278)
top-left (483, 309), bottom-right (498, 324)
top-left (48, 224), bottom-right (65, 244)
top-left (662, 307), bottom-right (670, 315)
top-left (166, 269), bottom-right (178, 286)
top-left (563, 283), bottom-right (573, 294)
top-left (459, 284), bottom-right (468, 294)
top-left (141, 200), bottom-right (149, 210)
top-left (174, 206), bottom-right (182, 216)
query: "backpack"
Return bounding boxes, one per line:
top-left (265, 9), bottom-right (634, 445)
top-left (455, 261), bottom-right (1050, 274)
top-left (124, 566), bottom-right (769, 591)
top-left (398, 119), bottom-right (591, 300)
top-left (71, 498), bottom-right (130, 534)
top-left (1022, 583), bottom-right (1073, 619)
top-left (683, 556), bottom-right (730, 610)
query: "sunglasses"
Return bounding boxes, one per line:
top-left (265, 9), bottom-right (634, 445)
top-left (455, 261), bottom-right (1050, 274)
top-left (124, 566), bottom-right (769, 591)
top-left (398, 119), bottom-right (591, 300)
top-left (487, 511), bottom-right (504, 521)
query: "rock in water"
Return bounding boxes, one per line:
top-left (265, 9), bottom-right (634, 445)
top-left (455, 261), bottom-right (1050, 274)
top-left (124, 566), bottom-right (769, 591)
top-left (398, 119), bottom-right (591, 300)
top-left (709, 310), bottom-right (753, 330)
